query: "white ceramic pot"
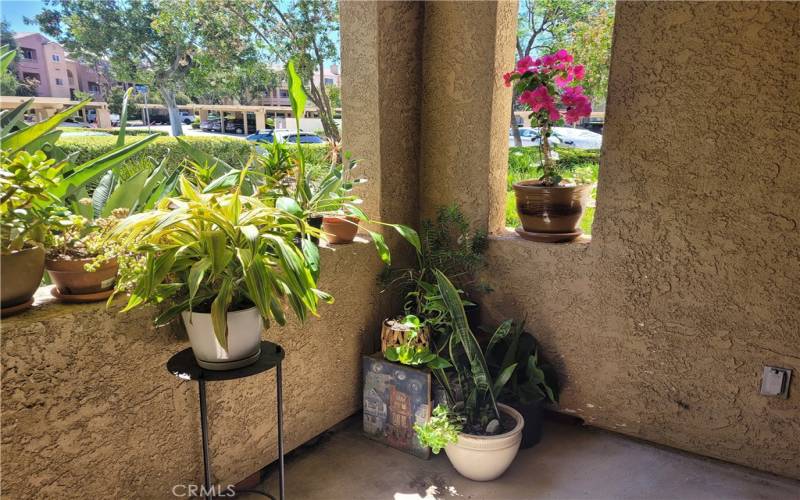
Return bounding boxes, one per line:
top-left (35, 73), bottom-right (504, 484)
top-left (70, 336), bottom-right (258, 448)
top-left (181, 307), bottom-right (262, 370)
top-left (444, 403), bottom-right (524, 481)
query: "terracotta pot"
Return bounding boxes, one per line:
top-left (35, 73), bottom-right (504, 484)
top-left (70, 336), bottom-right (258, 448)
top-left (444, 403), bottom-right (524, 481)
top-left (322, 215), bottom-right (359, 244)
top-left (512, 181), bottom-right (591, 234)
top-left (45, 257), bottom-right (118, 296)
top-left (1, 245), bottom-right (45, 308)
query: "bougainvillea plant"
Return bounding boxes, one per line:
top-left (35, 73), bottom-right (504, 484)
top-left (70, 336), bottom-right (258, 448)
top-left (504, 49), bottom-right (593, 185)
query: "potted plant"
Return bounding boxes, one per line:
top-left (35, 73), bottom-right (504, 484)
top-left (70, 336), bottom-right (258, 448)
top-left (383, 314), bottom-right (450, 370)
top-left (485, 320), bottom-right (559, 449)
top-left (0, 150), bottom-right (69, 315)
top-left (0, 47), bottom-right (157, 313)
top-left (44, 212), bottom-right (125, 301)
top-left (414, 270), bottom-right (524, 481)
top-left (503, 49), bottom-right (594, 242)
top-left (110, 172), bottom-right (333, 370)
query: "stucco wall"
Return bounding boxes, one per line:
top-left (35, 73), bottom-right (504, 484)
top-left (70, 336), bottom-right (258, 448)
top-left (477, 1), bottom-right (800, 479)
top-left (1, 241), bottom-right (385, 498)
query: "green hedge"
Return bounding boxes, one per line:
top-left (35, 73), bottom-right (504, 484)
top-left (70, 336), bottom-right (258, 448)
top-left (57, 135), bottom-right (333, 180)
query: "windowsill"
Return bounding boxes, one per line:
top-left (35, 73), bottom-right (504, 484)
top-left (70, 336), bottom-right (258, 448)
top-left (493, 227), bottom-right (592, 245)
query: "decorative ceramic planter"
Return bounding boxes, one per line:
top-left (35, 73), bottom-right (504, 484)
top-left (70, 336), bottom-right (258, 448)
top-left (181, 307), bottom-right (262, 370)
top-left (322, 215), bottom-right (359, 244)
top-left (45, 257), bottom-right (118, 298)
top-left (1, 245), bottom-right (45, 315)
top-left (512, 181), bottom-right (591, 242)
top-left (444, 403), bottom-right (524, 481)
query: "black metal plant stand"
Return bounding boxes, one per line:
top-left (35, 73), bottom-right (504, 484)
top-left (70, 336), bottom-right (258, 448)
top-left (167, 341), bottom-right (285, 500)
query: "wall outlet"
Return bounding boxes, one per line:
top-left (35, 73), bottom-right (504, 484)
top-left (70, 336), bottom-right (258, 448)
top-left (760, 366), bottom-right (792, 398)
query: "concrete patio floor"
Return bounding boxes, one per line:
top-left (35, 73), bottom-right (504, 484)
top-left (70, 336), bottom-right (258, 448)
top-left (251, 417), bottom-right (799, 500)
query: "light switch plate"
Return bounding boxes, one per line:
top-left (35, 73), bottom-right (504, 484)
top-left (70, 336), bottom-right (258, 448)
top-left (760, 366), bottom-right (792, 398)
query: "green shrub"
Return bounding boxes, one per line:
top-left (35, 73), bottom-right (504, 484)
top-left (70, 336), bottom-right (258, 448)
top-left (58, 136), bottom-right (254, 176)
top-left (57, 135), bottom-right (333, 180)
top-left (56, 127), bottom-right (169, 137)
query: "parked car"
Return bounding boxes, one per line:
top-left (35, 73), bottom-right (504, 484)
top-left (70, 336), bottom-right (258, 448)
top-left (179, 111), bottom-right (195, 124)
top-left (110, 113), bottom-right (120, 126)
top-left (550, 127), bottom-right (602, 149)
top-left (247, 129), bottom-right (326, 144)
top-left (509, 127), bottom-right (562, 147)
top-left (509, 126), bottom-right (602, 149)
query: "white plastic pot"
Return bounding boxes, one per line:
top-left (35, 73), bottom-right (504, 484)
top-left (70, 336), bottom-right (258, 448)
top-left (181, 307), bottom-right (262, 370)
top-left (444, 403), bottom-right (524, 481)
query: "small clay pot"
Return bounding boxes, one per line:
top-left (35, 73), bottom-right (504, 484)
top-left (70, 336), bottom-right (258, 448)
top-left (322, 215), bottom-right (359, 244)
top-left (1, 245), bottom-right (45, 310)
top-left (45, 257), bottom-right (118, 297)
top-left (512, 181), bottom-right (591, 234)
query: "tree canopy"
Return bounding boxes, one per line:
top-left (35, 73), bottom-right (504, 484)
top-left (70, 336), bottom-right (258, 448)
top-left (35, 0), bottom-right (259, 135)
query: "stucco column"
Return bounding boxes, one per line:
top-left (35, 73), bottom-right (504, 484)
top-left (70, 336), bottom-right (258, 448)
top-left (96, 107), bottom-right (111, 128)
top-left (419, 1), bottom-right (517, 233)
top-left (199, 109), bottom-right (209, 122)
top-left (255, 111), bottom-right (266, 131)
top-left (341, 0), bottom-right (424, 232)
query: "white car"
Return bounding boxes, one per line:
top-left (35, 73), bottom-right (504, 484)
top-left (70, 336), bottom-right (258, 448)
top-left (549, 127), bottom-right (602, 149)
top-left (509, 127), bottom-right (562, 147)
top-left (509, 126), bottom-right (602, 149)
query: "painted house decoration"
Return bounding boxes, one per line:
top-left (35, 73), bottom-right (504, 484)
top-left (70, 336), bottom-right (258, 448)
top-left (363, 354), bottom-right (431, 458)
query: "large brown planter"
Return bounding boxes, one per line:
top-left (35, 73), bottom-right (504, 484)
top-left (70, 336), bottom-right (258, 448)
top-left (1, 245), bottom-right (45, 312)
top-left (512, 181), bottom-right (591, 242)
top-left (322, 215), bottom-right (359, 244)
top-left (45, 257), bottom-right (118, 297)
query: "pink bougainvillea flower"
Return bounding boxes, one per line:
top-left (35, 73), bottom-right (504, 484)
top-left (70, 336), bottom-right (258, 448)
top-left (555, 49), bottom-right (569, 60)
top-left (554, 72), bottom-right (574, 88)
top-left (516, 55), bottom-right (535, 74)
top-left (572, 65), bottom-right (586, 80)
top-left (503, 71), bottom-right (514, 87)
top-left (541, 54), bottom-right (556, 66)
top-left (562, 86), bottom-right (592, 124)
top-left (520, 85), bottom-right (561, 121)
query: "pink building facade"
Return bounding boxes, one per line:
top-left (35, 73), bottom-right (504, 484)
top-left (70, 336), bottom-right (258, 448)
top-left (257, 64), bottom-right (341, 107)
top-left (12, 33), bottom-right (106, 100)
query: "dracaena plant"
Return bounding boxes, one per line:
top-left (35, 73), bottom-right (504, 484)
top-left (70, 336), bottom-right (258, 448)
top-left (110, 173), bottom-right (332, 350)
top-left (504, 49), bottom-right (593, 186)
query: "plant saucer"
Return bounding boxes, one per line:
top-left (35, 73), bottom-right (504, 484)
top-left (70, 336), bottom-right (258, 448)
top-left (51, 287), bottom-right (114, 303)
top-left (515, 227), bottom-right (582, 243)
top-left (0, 298), bottom-right (34, 318)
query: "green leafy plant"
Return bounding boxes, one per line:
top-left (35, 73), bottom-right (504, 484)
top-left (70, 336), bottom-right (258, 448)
top-left (413, 405), bottom-right (463, 454)
top-left (110, 173), bottom-right (332, 350)
top-left (384, 314), bottom-right (451, 370)
top-left (485, 319), bottom-right (558, 406)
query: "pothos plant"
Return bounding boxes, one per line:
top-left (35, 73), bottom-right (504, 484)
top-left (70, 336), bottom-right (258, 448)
top-left (504, 49), bottom-right (593, 186)
top-left (383, 314), bottom-right (451, 370)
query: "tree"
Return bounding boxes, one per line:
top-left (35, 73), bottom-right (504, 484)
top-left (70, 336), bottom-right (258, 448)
top-left (186, 54), bottom-right (279, 105)
top-left (35, 0), bottom-right (247, 136)
top-left (223, 0), bottom-right (341, 141)
top-left (510, 0), bottom-right (614, 145)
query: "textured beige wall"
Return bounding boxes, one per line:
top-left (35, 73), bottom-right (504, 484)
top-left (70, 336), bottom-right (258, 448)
top-left (1, 242), bottom-right (384, 498)
top-left (419, 1), bottom-right (516, 232)
top-left (478, 1), bottom-right (800, 479)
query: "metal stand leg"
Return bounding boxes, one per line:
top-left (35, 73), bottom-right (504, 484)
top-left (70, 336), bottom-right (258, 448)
top-left (199, 378), bottom-right (212, 499)
top-left (277, 362), bottom-right (285, 500)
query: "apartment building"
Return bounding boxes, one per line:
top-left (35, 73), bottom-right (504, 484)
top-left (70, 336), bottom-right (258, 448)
top-left (257, 64), bottom-right (341, 107)
top-left (12, 32), bottom-right (107, 100)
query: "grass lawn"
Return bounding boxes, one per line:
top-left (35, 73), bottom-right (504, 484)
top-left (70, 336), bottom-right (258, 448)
top-left (506, 146), bottom-right (599, 235)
